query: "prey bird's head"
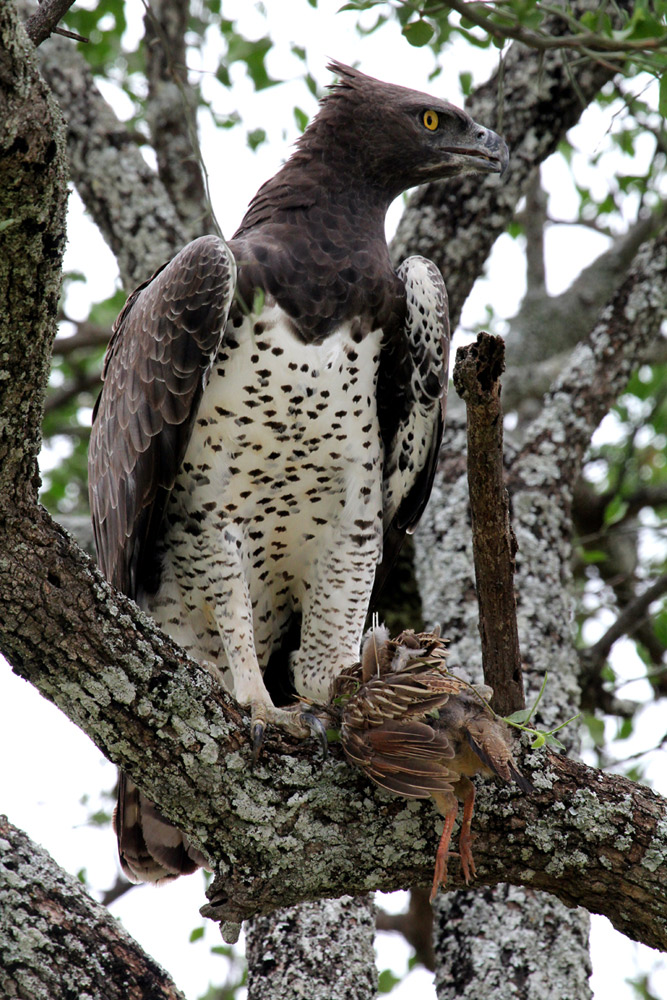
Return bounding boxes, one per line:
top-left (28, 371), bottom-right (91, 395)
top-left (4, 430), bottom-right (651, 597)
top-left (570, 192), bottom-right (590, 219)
top-left (299, 61), bottom-right (509, 202)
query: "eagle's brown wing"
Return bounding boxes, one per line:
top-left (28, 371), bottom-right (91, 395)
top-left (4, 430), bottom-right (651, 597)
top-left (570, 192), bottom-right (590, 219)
top-left (89, 235), bottom-right (236, 597)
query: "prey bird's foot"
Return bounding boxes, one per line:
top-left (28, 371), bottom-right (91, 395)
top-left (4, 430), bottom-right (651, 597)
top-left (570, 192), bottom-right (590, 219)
top-left (458, 830), bottom-right (476, 884)
top-left (250, 702), bottom-right (329, 763)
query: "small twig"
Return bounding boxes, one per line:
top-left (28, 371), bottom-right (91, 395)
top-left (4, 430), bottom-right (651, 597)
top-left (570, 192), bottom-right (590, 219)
top-left (100, 874), bottom-right (137, 907)
top-left (453, 333), bottom-right (525, 715)
top-left (25, 0), bottom-right (86, 47)
top-left (53, 321), bottom-right (111, 356)
top-left (431, 0), bottom-right (667, 56)
top-left (583, 574), bottom-right (667, 672)
top-left (375, 888), bottom-right (435, 971)
top-left (44, 371), bottom-right (100, 414)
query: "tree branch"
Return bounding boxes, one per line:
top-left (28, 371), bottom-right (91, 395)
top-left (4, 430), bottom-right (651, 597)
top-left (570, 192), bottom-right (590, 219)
top-left (246, 898), bottom-right (377, 1000)
top-left (38, 36), bottom-right (186, 289)
top-left (504, 203), bottom-right (667, 382)
top-left (142, 0), bottom-right (216, 240)
top-left (453, 333), bottom-right (525, 715)
top-left (0, 500), bottom-right (666, 950)
top-left (583, 574), bottom-right (667, 673)
top-left (53, 321), bottom-right (110, 355)
top-left (0, 1), bottom-right (68, 495)
top-left (437, 0), bottom-right (666, 55)
top-left (0, 816), bottom-right (186, 1000)
top-left (24, 0), bottom-right (78, 47)
top-left (513, 221), bottom-right (667, 490)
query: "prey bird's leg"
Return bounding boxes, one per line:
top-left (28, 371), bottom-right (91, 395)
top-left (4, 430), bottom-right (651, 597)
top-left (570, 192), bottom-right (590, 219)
top-left (457, 779), bottom-right (477, 884)
top-left (429, 803), bottom-right (459, 903)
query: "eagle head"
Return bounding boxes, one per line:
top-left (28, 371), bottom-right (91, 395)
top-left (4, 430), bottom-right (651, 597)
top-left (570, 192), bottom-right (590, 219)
top-left (300, 60), bottom-right (509, 202)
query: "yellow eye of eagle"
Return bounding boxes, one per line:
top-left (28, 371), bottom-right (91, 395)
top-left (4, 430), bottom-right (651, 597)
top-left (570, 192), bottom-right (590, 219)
top-left (423, 110), bottom-right (439, 131)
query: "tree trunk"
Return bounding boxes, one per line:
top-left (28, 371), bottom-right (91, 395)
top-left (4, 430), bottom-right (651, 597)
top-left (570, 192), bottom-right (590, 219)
top-left (0, 816), bottom-right (186, 1000)
top-left (246, 896), bottom-right (377, 1000)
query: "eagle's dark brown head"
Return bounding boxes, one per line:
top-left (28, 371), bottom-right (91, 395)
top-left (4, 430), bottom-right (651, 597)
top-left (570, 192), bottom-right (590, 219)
top-left (297, 60), bottom-right (509, 201)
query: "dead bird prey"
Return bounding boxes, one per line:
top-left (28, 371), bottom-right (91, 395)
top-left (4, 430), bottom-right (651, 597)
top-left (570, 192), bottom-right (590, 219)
top-left (334, 626), bottom-right (533, 900)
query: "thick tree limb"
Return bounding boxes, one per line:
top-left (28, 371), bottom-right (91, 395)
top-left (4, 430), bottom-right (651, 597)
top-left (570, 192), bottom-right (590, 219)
top-left (1, 499), bottom-right (666, 949)
top-left (514, 223), bottom-right (667, 491)
top-left (0, 3), bottom-right (67, 493)
top-left (0, 816), bottom-right (186, 1000)
top-left (246, 897), bottom-right (377, 1000)
top-left (37, 36), bottom-right (186, 288)
top-left (142, 0), bottom-right (216, 240)
top-left (453, 333), bottom-right (525, 715)
top-left (504, 204), bottom-right (667, 394)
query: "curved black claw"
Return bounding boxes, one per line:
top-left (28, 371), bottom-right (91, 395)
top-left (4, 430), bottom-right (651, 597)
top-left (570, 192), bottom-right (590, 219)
top-left (301, 711), bottom-right (329, 761)
top-left (251, 720), bottom-right (266, 765)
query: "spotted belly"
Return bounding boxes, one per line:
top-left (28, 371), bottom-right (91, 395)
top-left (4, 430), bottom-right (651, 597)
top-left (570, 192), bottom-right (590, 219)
top-left (144, 304), bottom-right (384, 703)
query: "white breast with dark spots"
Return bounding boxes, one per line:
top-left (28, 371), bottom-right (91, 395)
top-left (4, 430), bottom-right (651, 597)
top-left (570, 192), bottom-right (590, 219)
top-left (145, 303), bottom-right (384, 701)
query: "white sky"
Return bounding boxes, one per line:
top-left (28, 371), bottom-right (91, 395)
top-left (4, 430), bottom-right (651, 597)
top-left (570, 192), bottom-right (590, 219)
top-left (2, 1), bottom-right (666, 998)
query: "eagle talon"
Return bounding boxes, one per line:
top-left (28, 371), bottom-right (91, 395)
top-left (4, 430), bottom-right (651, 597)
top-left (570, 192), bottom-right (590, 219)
top-left (251, 720), bottom-right (267, 764)
top-left (300, 711), bottom-right (329, 760)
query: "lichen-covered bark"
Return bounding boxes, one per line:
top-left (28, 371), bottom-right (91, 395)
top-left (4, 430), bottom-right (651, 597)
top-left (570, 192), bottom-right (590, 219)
top-left (0, 1), bottom-right (67, 494)
top-left (246, 897), bottom-right (377, 1000)
top-left (37, 35), bottom-right (186, 288)
top-left (143, 0), bottom-right (215, 241)
top-left (1, 499), bottom-right (666, 949)
top-left (433, 885), bottom-right (591, 1000)
top-left (0, 816), bottom-right (186, 1000)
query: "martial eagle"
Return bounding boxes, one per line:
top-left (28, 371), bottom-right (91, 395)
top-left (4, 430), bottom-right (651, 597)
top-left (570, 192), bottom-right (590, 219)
top-left (89, 61), bottom-right (509, 882)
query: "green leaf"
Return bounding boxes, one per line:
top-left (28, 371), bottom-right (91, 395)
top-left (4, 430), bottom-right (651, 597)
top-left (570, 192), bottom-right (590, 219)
top-left (293, 106), bottom-right (310, 133)
top-left (660, 73), bottom-right (667, 119)
top-left (585, 714), bottom-right (605, 747)
top-left (246, 128), bottom-right (267, 151)
top-left (87, 809), bottom-right (112, 827)
top-left (378, 968), bottom-right (402, 993)
top-left (189, 926), bottom-right (205, 943)
top-left (531, 733), bottom-right (546, 749)
top-left (544, 733), bottom-right (566, 751)
top-left (505, 707), bottom-right (533, 724)
top-left (459, 71), bottom-right (473, 96)
top-left (402, 19), bottom-right (435, 46)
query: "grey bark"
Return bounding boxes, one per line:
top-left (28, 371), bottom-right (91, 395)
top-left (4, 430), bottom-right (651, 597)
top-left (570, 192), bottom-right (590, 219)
top-left (142, 0), bottom-right (216, 240)
top-left (0, 2), bottom-right (67, 493)
top-left (503, 205), bottom-right (667, 414)
top-left (246, 896), bottom-right (377, 1000)
top-left (0, 816), bottom-right (186, 1000)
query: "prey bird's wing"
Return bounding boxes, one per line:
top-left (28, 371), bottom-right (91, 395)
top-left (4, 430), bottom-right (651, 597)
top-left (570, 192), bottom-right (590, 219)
top-left (343, 719), bottom-right (458, 799)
